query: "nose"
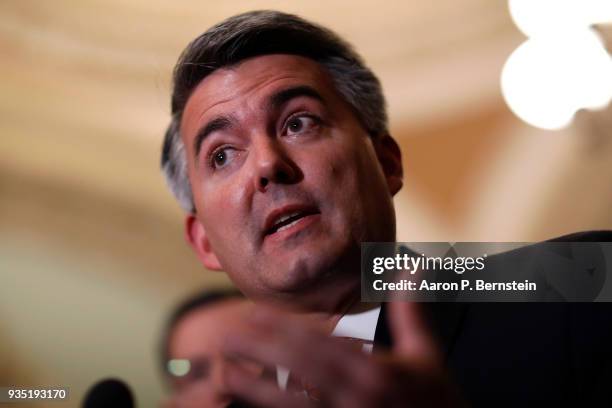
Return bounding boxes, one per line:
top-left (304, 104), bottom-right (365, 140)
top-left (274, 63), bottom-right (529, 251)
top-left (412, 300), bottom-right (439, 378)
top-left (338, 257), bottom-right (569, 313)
top-left (251, 137), bottom-right (299, 192)
top-left (211, 360), bottom-right (231, 403)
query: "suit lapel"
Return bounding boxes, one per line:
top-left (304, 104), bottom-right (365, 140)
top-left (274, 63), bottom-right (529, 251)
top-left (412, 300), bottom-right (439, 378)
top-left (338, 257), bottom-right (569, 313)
top-left (425, 302), bottom-right (469, 359)
top-left (373, 303), bottom-right (393, 349)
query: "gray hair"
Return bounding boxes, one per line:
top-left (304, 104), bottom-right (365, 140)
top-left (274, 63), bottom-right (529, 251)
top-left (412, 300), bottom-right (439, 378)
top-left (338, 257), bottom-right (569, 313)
top-left (161, 10), bottom-right (388, 213)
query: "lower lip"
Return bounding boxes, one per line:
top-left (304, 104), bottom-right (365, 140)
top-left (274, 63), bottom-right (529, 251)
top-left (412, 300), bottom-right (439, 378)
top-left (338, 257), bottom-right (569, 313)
top-left (264, 213), bottom-right (320, 244)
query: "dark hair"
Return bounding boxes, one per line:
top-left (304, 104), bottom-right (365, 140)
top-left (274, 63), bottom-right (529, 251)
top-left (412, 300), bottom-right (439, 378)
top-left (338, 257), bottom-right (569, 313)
top-left (158, 289), bottom-right (243, 377)
top-left (161, 10), bottom-right (388, 212)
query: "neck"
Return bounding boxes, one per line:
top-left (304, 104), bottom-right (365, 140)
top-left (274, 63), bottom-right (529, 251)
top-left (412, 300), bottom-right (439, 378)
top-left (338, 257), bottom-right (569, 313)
top-left (296, 289), bottom-right (360, 333)
top-left (252, 248), bottom-right (381, 330)
top-left (261, 278), bottom-right (379, 333)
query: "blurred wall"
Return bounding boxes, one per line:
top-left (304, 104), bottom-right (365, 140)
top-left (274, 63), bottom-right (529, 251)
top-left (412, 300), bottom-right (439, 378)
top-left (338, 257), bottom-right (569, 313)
top-left (1, 1), bottom-right (610, 406)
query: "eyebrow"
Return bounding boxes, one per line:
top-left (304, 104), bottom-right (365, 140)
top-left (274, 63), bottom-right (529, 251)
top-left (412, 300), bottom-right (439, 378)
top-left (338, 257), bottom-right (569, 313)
top-left (268, 85), bottom-right (326, 111)
top-left (192, 85), bottom-right (326, 159)
top-left (193, 116), bottom-right (233, 160)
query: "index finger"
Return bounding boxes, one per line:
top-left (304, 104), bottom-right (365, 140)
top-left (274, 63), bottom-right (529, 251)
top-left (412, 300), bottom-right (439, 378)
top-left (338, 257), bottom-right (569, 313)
top-left (387, 301), bottom-right (442, 368)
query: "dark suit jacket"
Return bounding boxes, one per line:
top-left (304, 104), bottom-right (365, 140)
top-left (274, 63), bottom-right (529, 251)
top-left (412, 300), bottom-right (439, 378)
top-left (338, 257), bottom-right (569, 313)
top-left (375, 231), bottom-right (612, 407)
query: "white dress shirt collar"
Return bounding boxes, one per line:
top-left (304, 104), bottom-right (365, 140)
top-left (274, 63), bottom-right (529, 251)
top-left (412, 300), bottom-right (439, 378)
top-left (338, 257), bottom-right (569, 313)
top-left (277, 303), bottom-right (382, 389)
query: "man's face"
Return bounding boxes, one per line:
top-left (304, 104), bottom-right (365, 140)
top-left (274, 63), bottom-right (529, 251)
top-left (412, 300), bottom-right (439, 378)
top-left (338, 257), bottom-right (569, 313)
top-left (166, 300), bottom-right (252, 407)
top-left (181, 54), bottom-right (401, 304)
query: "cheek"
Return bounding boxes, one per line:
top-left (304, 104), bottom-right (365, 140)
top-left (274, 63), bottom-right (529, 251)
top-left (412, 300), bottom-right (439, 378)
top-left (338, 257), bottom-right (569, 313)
top-left (305, 139), bottom-right (370, 218)
top-left (199, 177), bottom-right (250, 238)
top-left (196, 185), bottom-right (257, 276)
top-left (315, 136), bottom-right (391, 237)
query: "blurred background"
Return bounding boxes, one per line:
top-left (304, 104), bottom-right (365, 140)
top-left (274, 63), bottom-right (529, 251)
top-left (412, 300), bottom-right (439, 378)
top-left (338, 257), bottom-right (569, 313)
top-left (0, 0), bottom-right (610, 406)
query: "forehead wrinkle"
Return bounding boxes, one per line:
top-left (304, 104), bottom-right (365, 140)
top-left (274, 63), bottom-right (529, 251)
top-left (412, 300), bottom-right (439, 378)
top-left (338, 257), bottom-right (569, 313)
top-left (187, 56), bottom-right (329, 122)
top-left (197, 73), bottom-right (313, 122)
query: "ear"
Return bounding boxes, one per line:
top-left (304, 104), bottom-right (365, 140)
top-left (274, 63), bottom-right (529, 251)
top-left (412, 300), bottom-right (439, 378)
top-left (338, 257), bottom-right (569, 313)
top-left (185, 214), bottom-right (223, 271)
top-left (374, 133), bottom-right (403, 195)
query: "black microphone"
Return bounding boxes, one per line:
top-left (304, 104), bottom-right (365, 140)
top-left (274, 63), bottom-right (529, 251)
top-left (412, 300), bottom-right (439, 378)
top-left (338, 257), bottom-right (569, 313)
top-left (82, 378), bottom-right (135, 408)
top-left (227, 401), bottom-right (256, 408)
top-left (227, 401), bottom-right (255, 408)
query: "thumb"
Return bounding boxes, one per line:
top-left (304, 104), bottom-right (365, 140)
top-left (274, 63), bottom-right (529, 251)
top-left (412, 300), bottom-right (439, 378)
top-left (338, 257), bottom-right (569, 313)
top-left (388, 301), bottom-right (441, 367)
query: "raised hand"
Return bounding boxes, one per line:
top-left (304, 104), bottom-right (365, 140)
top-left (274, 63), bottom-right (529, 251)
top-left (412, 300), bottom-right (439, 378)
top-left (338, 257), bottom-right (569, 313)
top-left (221, 302), bottom-right (465, 407)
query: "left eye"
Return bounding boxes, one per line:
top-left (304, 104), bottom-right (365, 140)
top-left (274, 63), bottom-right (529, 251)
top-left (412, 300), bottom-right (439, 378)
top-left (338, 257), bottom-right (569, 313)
top-left (285, 116), bottom-right (319, 135)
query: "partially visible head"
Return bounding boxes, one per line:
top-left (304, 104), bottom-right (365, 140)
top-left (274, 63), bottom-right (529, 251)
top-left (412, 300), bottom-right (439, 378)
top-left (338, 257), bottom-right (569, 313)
top-left (161, 11), bottom-right (403, 310)
top-left (160, 290), bottom-right (249, 407)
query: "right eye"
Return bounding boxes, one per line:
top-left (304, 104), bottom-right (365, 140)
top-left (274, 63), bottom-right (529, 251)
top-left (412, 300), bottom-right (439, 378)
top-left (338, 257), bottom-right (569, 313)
top-left (209, 146), bottom-right (238, 170)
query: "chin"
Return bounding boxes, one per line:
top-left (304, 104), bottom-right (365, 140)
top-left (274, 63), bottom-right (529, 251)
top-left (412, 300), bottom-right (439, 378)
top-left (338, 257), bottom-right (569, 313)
top-left (277, 242), bottom-right (357, 291)
top-left (267, 259), bottom-right (319, 292)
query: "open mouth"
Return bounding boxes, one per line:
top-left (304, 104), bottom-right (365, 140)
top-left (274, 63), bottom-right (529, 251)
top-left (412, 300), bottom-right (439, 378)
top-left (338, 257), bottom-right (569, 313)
top-left (264, 208), bottom-right (320, 237)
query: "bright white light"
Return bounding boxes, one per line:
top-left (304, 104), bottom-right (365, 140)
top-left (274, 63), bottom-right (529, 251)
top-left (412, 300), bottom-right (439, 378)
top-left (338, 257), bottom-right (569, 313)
top-left (509, 0), bottom-right (580, 37)
top-left (167, 359), bottom-right (190, 377)
top-left (503, 1), bottom-right (612, 130)
top-left (583, 1), bottom-right (612, 24)
top-left (509, 0), bottom-right (612, 37)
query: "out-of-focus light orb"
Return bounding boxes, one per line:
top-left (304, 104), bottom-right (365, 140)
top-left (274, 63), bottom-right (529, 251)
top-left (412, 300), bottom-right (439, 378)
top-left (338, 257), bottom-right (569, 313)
top-left (509, 0), bottom-right (581, 37)
top-left (509, 0), bottom-right (612, 37)
top-left (502, 29), bottom-right (612, 130)
top-left (503, 1), bottom-right (612, 130)
top-left (167, 359), bottom-right (190, 377)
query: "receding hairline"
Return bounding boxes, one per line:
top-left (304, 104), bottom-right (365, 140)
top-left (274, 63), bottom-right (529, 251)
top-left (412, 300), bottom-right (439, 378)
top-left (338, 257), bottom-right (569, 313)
top-left (179, 53), bottom-right (336, 117)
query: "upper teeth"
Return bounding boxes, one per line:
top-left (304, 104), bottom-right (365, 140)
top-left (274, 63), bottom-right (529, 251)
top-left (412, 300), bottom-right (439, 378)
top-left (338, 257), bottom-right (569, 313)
top-left (275, 212), bottom-right (302, 226)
